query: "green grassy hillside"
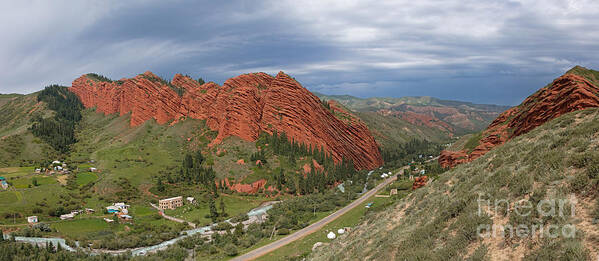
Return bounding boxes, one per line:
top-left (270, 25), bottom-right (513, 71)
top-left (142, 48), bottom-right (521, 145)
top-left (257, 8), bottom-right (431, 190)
top-left (316, 93), bottom-right (508, 146)
top-left (311, 108), bottom-right (599, 260)
top-left (0, 93), bottom-right (59, 167)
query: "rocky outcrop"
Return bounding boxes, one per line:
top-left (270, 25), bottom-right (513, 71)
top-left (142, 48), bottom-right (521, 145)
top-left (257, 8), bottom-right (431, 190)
top-left (412, 176), bottom-right (428, 190)
top-left (440, 70), bottom-right (599, 168)
top-left (70, 71), bottom-right (383, 170)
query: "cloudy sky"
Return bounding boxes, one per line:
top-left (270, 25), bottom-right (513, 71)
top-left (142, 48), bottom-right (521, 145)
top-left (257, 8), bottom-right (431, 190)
top-left (1, 0), bottom-right (598, 105)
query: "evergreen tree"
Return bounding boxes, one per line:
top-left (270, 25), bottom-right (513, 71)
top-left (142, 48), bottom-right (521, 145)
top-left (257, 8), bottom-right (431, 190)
top-left (219, 196), bottom-right (226, 217)
top-left (156, 177), bottom-right (165, 192)
top-left (209, 196), bottom-right (218, 222)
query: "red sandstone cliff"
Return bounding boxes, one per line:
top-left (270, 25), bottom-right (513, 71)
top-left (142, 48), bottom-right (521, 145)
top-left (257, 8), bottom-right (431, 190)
top-left (440, 70), bottom-right (599, 168)
top-left (70, 71), bottom-right (383, 170)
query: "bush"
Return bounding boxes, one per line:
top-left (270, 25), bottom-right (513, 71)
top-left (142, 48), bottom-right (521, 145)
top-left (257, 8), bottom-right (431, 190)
top-left (213, 222), bottom-right (233, 231)
top-left (569, 173), bottom-right (589, 192)
top-left (230, 213), bottom-right (249, 223)
top-left (277, 228), bottom-right (290, 235)
top-left (224, 243), bottom-right (238, 256)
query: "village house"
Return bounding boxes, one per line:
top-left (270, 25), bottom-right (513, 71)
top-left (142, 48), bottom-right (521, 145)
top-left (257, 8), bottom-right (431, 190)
top-left (159, 196), bottom-right (183, 210)
top-left (114, 202), bottom-right (129, 210)
top-left (60, 213), bottom-right (75, 220)
top-left (0, 177), bottom-right (8, 190)
top-left (27, 216), bottom-right (38, 224)
top-left (186, 197), bottom-right (195, 204)
top-left (106, 202), bottom-right (129, 214)
top-left (89, 167), bottom-right (97, 172)
top-left (106, 206), bottom-right (119, 213)
top-left (118, 214), bottom-right (133, 220)
top-left (85, 208), bottom-right (95, 214)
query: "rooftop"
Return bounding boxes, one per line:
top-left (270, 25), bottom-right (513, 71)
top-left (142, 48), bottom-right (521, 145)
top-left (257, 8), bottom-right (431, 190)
top-left (160, 196), bottom-right (183, 201)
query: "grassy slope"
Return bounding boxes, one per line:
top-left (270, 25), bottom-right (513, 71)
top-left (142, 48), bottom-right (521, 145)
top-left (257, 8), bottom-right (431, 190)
top-left (356, 111), bottom-right (450, 146)
top-left (0, 93), bottom-right (58, 167)
top-left (311, 108), bottom-right (599, 260)
top-left (316, 93), bottom-right (507, 146)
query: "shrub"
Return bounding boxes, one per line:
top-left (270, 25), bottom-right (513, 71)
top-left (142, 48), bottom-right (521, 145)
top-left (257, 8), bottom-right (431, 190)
top-left (569, 173), bottom-right (589, 193)
top-left (277, 228), bottom-right (290, 235)
top-left (224, 243), bottom-right (238, 256)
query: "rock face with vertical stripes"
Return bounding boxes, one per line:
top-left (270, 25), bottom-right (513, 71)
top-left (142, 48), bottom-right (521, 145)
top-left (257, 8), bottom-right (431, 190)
top-left (439, 66), bottom-right (599, 168)
top-left (70, 71), bottom-right (383, 170)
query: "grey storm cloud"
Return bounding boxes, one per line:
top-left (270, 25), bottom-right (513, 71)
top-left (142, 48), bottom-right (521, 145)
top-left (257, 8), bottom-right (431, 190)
top-left (1, 0), bottom-right (598, 105)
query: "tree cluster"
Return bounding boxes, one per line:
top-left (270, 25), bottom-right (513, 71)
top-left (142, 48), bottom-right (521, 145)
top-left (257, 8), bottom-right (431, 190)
top-left (381, 138), bottom-right (443, 167)
top-left (258, 130), bottom-right (357, 194)
top-left (30, 85), bottom-right (83, 153)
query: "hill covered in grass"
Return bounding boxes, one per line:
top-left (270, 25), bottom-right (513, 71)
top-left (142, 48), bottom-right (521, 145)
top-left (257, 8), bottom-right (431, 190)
top-left (315, 92), bottom-right (509, 141)
top-left (440, 66), bottom-right (599, 168)
top-left (310, 108), bottom-right (599, 260)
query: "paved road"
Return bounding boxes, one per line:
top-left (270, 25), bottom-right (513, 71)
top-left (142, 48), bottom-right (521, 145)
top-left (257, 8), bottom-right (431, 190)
top-left (231, 168), bottom-right (406, 261)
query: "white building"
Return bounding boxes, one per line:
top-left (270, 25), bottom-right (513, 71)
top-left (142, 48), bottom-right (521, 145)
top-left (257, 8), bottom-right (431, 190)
top-left (60, 213), bottom-right (75, 220)
top-left (159, 196), bottom-right (183, 210)
top-left (113, 202), bottom-right (129, 210)
top-left (186, 197), bottom-right (195, 204)
top-left (27, 216), bottom-right (38, 224)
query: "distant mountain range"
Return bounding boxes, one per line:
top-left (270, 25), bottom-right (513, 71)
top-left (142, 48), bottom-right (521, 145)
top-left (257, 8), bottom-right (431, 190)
top-left (314, 92), bottom-right (509, 145)
top-left (310, 65), bottom-right (599, 261)
top-left (440, 65), bottom-right (599, 168)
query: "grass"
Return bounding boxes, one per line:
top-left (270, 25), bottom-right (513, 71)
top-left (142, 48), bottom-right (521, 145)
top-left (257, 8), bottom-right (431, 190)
top-left (11, 176), bottom-right (57, 189)
top-left (310, 108), bottom-right (599, 260)
top-left (256, 195), bottom-right (397, 261)
top-left (463, 131), bottom-right (483, 152)
top-left (50, 218), bottom-right (124, 239)
top-left (164, 194), bottom-right (269, 227)
top-left (76, 172), bottom-right (98, 186)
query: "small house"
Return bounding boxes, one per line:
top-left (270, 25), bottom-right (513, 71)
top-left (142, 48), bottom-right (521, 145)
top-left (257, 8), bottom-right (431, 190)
top-left (85, 208), bottom-right (95, 214)
top-left (186, 197), bottom-right (195, 204)
top-left (106, 206), bottom-right (120, 213)
top-left (1, 180), bottom-right (8, 190)
top-left (60, 213), bottom-right (75, 220)
top-left (52, 160), bottom-right (61, 165)
top-left (119, 214), bottom-right (133, 220)
top-left (390, 189), bottom-right (398, 196)
top-left (113, 202), bottom-right (129, 210)
top-left (34, 169), bottom-right (41, 173)
top-left (27, 216), bottom-right (38, 224)
top-left (103, 218), bottom-right (114, 223)
top-left (89, 167), bottom-right (97, 172)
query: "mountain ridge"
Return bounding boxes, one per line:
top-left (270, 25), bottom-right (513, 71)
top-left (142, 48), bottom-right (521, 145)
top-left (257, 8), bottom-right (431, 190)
top-left (440, 66), bottom-right (599, 168)
top-left (315, 92), bottom-right (509, 140)
top-left (70, 71), bottom-right (383, 170)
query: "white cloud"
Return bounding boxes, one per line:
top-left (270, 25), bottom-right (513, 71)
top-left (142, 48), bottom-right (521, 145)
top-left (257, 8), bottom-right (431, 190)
top-left (0, 0), bottom-right (597, 105)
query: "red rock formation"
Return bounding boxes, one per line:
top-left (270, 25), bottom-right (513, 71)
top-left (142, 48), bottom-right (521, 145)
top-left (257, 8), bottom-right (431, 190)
top-left (412, 176), bottom-right (428, 190)
top-left (440, 72), bottom-right (599, 168)
top-left (70, 71), bottom-right (383, 170)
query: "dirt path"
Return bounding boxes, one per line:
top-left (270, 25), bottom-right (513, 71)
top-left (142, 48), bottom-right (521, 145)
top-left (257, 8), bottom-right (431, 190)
top-left (231, 168), bottom-right (405, 261)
